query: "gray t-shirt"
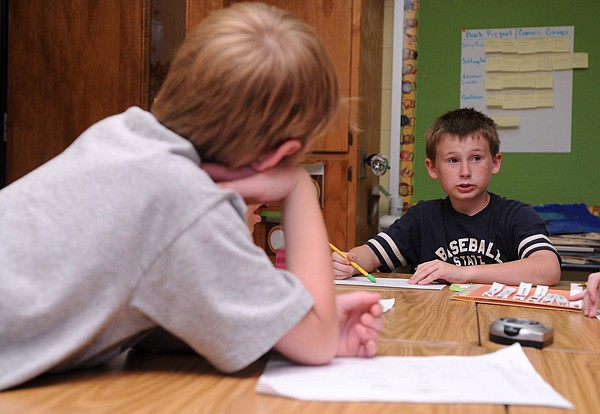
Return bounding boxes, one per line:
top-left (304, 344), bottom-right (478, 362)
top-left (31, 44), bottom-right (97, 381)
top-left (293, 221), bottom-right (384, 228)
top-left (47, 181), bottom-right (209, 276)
top-left (0, 107), bottom-right (313, 390)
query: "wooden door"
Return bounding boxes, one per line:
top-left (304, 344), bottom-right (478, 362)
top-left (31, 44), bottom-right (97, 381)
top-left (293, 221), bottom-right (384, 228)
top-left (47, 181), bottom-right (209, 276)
top-left (6, 1), bottom-right (148, 183)
top-left (352, 0), bottom-right (383, 246)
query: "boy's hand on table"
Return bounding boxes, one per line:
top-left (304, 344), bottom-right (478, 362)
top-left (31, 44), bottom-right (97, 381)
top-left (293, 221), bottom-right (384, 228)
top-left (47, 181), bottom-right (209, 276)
top-left (408, 259), bottom-right (461, 285)
top-left (570, 272), bottom-right (600, 318)
top-left (334, 291), bottom-right (383, 357)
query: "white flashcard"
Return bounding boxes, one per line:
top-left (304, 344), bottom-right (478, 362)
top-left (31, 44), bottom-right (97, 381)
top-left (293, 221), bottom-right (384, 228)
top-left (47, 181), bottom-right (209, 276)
top-left (513, 282), bottom-right (533, 301)
top-left (528, 285), bottom-right (549, 303)
top-left (541, 293), bottom-right (558, 305)
top-left (555, 294), bottom-right (568, 306)
top-left (483, 282), bottom-right (505, 297)
top-left (496, 287), bottom-right (517, 299)
top-left (569, 283), bottom-right (584, 309)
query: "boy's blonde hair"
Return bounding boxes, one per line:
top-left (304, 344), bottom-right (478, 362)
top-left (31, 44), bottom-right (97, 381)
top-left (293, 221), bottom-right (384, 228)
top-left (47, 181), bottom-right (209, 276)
top-left (425, 108), bottom-right (500, 161)
top-left (152, 2), bottom-right (340, 169)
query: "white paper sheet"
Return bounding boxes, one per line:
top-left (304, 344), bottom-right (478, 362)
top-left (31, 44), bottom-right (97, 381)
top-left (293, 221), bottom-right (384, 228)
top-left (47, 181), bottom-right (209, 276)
top-left (256, 344), bottom-right (573, 408)
top-left (335, 277), bottom-right (445, 290)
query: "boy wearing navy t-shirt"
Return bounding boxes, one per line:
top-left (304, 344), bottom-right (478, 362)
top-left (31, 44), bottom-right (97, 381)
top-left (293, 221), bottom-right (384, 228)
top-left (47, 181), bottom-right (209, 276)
top-left (333, 108), bottom-right (561, 286)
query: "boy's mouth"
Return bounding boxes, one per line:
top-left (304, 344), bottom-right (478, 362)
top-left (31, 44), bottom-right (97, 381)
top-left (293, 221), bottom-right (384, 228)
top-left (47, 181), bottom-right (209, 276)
top-left (457, 183), bottom-right (475, 192)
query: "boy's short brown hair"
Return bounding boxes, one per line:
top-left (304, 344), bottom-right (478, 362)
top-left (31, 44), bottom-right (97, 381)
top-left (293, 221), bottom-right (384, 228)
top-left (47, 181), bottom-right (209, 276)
top-left (152, 2), bottom-right (340, 169)
top-left (425, 108), bottom-right (500, 161)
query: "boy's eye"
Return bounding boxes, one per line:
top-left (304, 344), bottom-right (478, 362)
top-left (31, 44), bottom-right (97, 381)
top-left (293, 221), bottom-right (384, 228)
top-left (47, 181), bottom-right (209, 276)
top-left (448, 158), bottom-right (458, 164)
top-left (471, 155), bottom-right (482, 162)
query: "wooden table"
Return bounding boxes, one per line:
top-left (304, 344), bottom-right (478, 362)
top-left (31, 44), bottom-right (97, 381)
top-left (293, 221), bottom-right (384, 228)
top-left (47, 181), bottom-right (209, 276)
top-left (1, 275), bottom-right (598, 414)
top-left (471, 282), bottom-right (600, 414)
top-left (336, 282), bottom-right (480, 344)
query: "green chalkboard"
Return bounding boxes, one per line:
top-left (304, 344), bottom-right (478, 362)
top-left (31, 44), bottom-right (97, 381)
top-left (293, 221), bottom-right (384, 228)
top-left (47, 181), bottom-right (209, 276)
top-left (413, 0), bottom-right (600, 205)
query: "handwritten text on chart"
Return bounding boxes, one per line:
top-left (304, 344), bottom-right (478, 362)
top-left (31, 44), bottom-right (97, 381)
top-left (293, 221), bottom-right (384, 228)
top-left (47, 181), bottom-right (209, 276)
top-left (464, 27), bottom-right (570, 40)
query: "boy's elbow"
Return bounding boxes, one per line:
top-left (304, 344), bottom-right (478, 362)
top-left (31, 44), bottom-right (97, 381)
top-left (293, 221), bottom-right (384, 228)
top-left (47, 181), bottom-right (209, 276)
top-left (531, 252), bottom-right (561, 286)
top-left (303, 330), bottom-right (338, 366)
top-left (547, 273), bottom-right (561, 286)
top-left (274, 319), bottom-right (338, 367)
top-left (303, 348), bottom-right (336, 366)
top-left (283, 340), bottom-right (336, 367)
top-left (546, 261), bottom-right (562, 286)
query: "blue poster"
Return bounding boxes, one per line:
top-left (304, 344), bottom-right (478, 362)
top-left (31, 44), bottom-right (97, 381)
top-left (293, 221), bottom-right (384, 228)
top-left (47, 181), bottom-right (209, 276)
top-left (533, 203), bottom-right (600, 234)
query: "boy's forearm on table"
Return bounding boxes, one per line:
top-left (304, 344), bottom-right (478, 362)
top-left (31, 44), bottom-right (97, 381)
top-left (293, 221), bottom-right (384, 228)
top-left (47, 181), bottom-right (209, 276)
top-left (281, 170), bottom-right (334, 287)
top-left (349, 245), bottom-right (380, 274)
top-left (279, 169), bottom-right (338, 348)
top-left (462, 252), bottom-right (561, 285)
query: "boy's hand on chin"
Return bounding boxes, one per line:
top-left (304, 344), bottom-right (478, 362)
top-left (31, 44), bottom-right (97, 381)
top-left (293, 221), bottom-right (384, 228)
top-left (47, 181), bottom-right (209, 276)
top-left (200, 163), bottom-right (258, 183)
top-left (209, 165), bottom-right (308, 205)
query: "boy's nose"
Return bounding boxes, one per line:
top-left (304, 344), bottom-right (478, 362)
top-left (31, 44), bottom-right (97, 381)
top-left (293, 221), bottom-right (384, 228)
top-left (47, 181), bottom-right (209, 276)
top-left (459, 163), bottom-right (471, 177)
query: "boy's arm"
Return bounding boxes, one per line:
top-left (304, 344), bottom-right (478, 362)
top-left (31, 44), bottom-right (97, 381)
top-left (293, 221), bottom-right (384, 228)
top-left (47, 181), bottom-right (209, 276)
top-left (273, 167), bottom-right (339, 364)
top-left (409, 249), bottom-right (561, 286)
top-left (272, 170), bottom-right (382, 360)
top-left (216, 166), bottom-right (381, 364)
top-left (332, 245), bottom-right (380, 279)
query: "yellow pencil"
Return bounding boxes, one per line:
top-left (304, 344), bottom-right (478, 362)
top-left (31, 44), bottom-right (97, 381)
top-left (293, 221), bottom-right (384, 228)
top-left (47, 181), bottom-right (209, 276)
top-left (329, 243), bottom-right (376, 283)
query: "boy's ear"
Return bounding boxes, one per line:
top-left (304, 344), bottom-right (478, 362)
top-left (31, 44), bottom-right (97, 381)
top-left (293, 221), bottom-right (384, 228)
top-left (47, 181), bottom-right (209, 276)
top-left (251, 140), bottom-right (302, 172)
top-left (492, 152), bottom-right (502, 175)
top-left (425, 158), bottom-right (438, 179)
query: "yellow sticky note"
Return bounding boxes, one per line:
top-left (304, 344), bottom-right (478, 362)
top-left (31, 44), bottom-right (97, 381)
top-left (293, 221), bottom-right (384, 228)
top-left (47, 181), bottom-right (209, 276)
top-left (535, 38), bottom-right (554, 53)
top-left (486, 94), bottom-right (504, 107)
top-left (536, 56), bottom-right (555, 71)
top-left (519, 74), bottom-right (537, 88)
top-left (492, 115), bottom-right (519, 128)
top-left (518, 38), bottom-right (536, 54)
top-left (500, 39), bottom-right (518, 54)
top-left (486, 56), bottom-right (503, 72)
top-left (519, 57), bottom-right (537, 72)
top-left (503, 94), bottom-right (521, 109)
top-left (520, 94), bottom-right (538, 109)
top-left (571, 52), bottom-right (589, 69)
top-left (502, 57), bottom-right (521, 72)
top-left (552, 37), bottom-right (570, 53)
top-left (485, 39), bottom-right (503, 53)
top-left (486, 75), bottom-right (503, 90)
top-left (502, 74), bottom-right (522, 89)
top-left (553, 53), bottom-right (572, 70)
top-left (535, 73), bottom-right (553, 89)
top-left (537, 93), bottom-right (554, 108)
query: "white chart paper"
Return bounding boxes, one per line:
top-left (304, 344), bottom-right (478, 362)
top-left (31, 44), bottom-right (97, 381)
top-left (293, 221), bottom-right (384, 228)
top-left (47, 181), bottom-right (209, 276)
top-left (256, 344), bottom-right (573, 408)
top-left (335, 277), bottom-right (446, 290)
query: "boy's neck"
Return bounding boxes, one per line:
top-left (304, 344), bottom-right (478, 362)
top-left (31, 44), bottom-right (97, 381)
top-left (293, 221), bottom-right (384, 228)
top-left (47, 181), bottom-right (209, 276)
top-left (449, 192), bottom-right (491, 216)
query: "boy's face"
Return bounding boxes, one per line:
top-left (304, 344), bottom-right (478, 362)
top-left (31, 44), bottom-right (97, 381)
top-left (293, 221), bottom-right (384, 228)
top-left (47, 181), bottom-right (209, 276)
top-left (425, 133), bottom-right (502, 216)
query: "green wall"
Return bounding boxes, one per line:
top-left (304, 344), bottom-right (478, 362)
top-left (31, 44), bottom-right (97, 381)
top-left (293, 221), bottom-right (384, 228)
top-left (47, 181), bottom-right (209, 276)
top-left (413, 0), bottom-right (600, 205)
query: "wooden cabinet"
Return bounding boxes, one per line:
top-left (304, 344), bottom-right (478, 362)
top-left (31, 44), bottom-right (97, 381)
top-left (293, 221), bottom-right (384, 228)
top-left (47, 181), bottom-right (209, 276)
top-left (6, 0), bottom-right (186, 182)
top-left (6, 0), bottom-right (382, 252)
top-left (6, 1), bottom-right (150, 183)
top-left (190, 1), bottom-right (384, 251)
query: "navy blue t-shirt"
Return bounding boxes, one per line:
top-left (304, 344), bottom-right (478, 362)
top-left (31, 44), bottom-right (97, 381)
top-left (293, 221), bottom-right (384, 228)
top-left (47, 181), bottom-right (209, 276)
top-left (367, 193), bottom-right (560, 272)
